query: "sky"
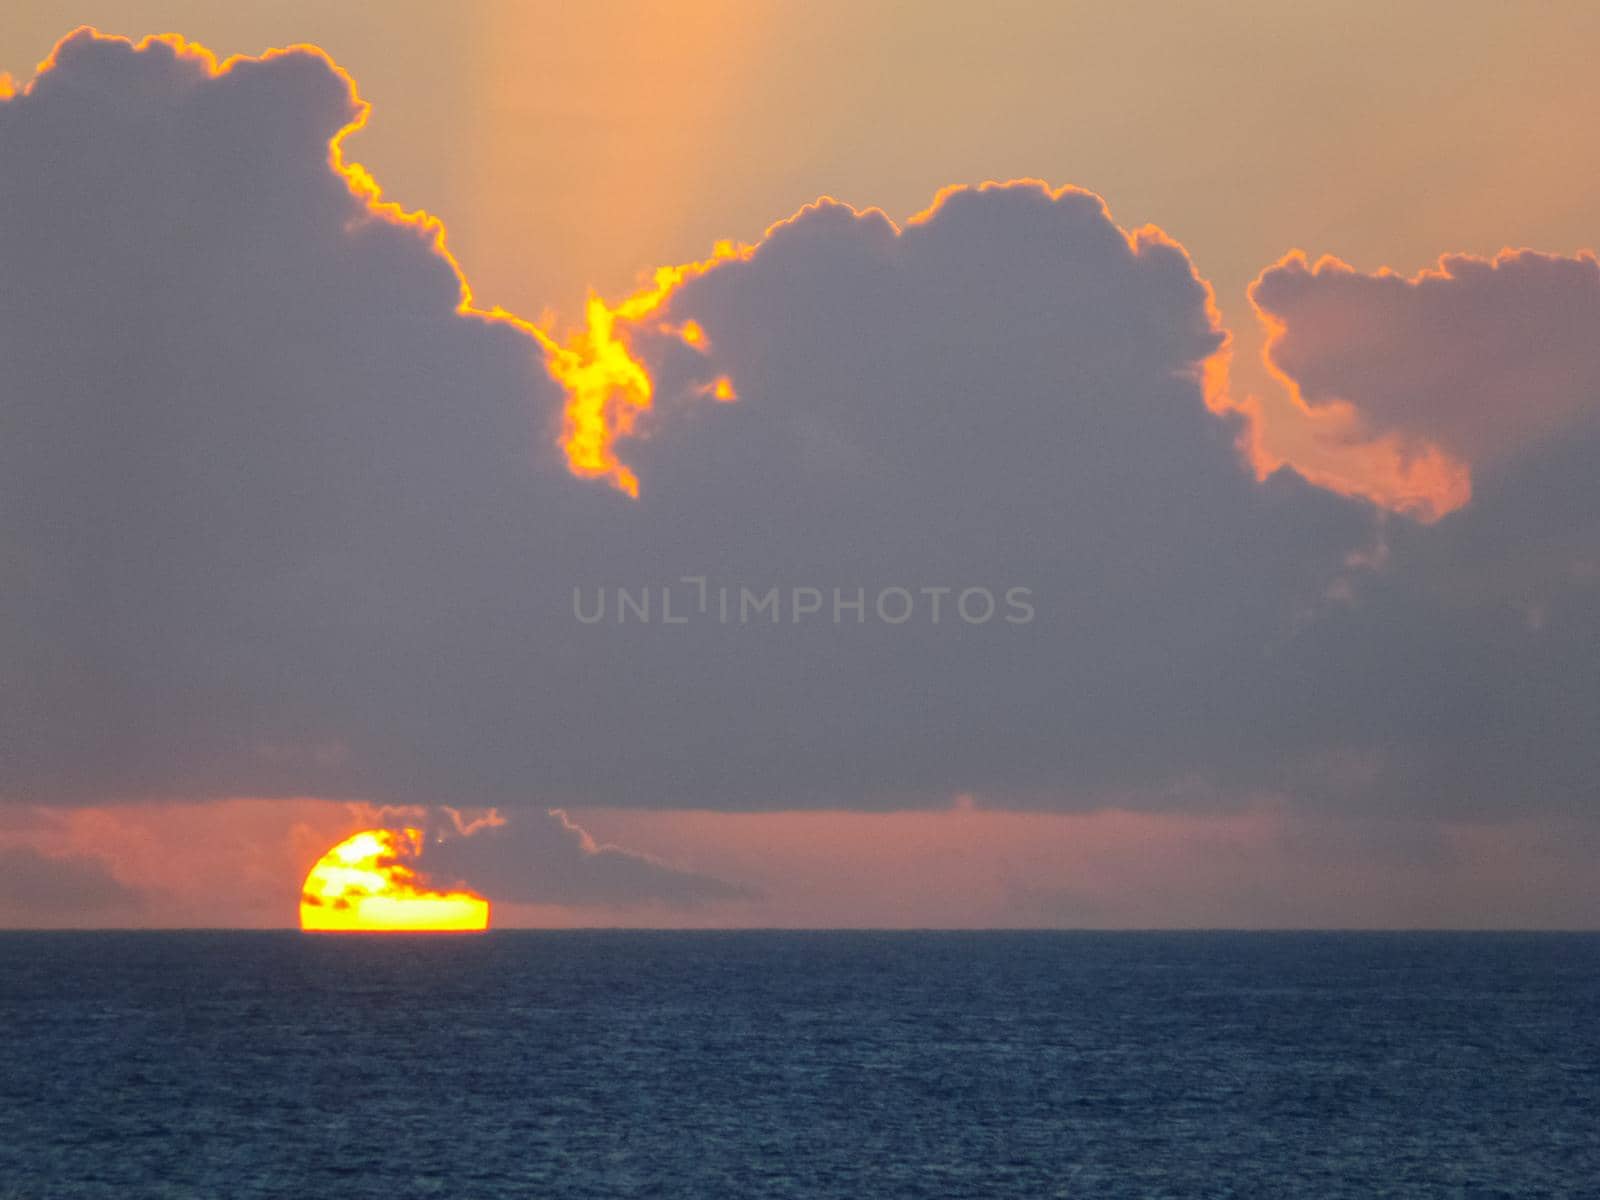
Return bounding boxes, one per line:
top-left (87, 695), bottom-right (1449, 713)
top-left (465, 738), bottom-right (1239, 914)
top-left (1, 2), bottom-right (1598, 928)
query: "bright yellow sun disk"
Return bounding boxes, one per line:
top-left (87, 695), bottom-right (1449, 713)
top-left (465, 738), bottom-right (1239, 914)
top-left (300, 828), bottom-right (489, 933)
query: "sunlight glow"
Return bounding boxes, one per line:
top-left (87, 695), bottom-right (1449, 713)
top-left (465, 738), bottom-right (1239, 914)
top-left (547, 241), bottom-right (749, 497)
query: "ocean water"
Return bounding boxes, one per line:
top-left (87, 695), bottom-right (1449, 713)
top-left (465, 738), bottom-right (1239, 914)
top-left (1, 932), bottom-right (1596, 1198)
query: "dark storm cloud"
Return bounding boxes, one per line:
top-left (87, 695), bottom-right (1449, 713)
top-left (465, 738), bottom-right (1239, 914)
top-left (0, 846), bottom-right (141, 918)
top-left (0, 29), bottom-right (1595, 825)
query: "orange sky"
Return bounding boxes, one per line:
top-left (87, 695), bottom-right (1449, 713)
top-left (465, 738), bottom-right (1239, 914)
top-left (3, 5), bottom-right (1600, 927)
top-left (4, 797), bottom-right (1598, 930)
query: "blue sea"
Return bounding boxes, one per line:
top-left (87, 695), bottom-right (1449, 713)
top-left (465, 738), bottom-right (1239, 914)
top-left (1, 932), bottom-right (1596, 1197)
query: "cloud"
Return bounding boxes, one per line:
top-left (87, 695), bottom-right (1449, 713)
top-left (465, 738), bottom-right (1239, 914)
top-left (1242, 249), bottom-right (1600, 818)
top-left (0, 30), bottom-right (567, 806)
top-left (0, 30), bottom-right (1377, 817)
top-left (0, 28), bottom-right (1595, 835)
top-left (0, 846), bottom-right (141, 922)
top-left (530, 184), bottom-right (1379, 809)
top-left (569, 805), bottom-right (1600, 929)
top-left (417, 809), bottom-right (754, 908)
top-left (1251, 249), bottom-right (1600, 478)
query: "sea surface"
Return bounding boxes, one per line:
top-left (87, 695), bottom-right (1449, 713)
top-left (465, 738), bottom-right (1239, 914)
top-left (1, 931), bottom-right (1596, 1198)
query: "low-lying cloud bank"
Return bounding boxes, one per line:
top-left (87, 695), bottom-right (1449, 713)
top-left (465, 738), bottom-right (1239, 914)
top-left (0, 800), bottom-right (749, 923)
top-left (0, 845), bottom-right (142, 924)
top-left (5, 799), bottom-right (1598, 928)
top-left (0, 29), bottom-right (1595, 857)
top-left (413, 807), bottom-right (755, 908)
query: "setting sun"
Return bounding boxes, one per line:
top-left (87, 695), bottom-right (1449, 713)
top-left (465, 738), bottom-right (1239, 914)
top-left (299, 828), bottom-right (489, 933)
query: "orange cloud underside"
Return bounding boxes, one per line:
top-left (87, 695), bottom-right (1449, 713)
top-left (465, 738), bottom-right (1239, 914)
top-left (1233, 252), bottom-right (1473, 521)
top-left (299, 828), bottom-right (488, 932)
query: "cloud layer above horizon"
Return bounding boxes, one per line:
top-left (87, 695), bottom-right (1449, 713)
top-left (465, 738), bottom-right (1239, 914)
top-left (2, 30), bottom-right (1598, 914)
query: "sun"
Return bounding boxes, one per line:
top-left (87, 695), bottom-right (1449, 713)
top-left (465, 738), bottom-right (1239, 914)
top-left (299, 828), bottom-right (489, 933)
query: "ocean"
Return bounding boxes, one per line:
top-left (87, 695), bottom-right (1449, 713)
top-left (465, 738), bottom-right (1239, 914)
top-left (1, 931), bottom-right (1596, 1197)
